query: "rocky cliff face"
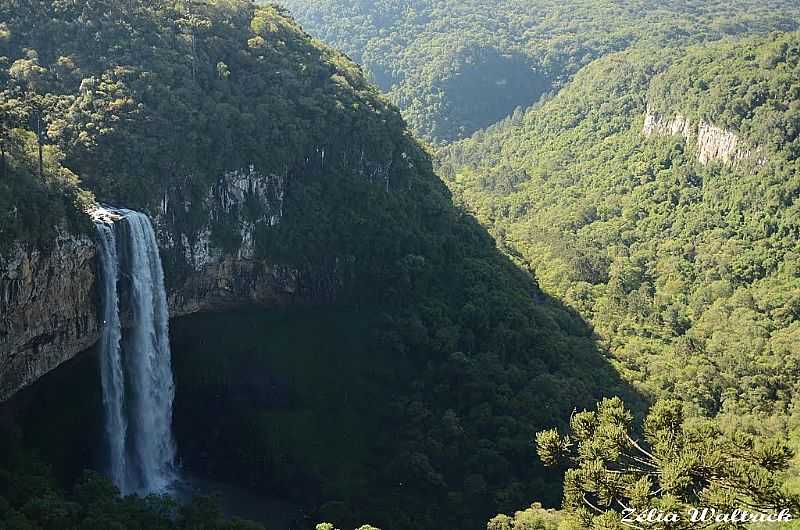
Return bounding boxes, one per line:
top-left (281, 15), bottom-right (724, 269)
top-left (154, 166), bottom-right (308, 316)
top-left (0, 166), bottom-right (334, 401)
top-left (642, 110), bottom-right (761, 166)
top-left (0, 232), bottom-right (100, 401)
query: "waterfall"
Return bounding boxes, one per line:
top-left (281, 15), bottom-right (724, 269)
top-left (95, 220), bottom-right (128, 490)
top-left (94, 207), bottom-right (177, 495)
top-left (120, 210), bottom-right (177, 494)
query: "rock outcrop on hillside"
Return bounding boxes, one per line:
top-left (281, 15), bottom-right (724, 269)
top-left (642, 110), bottom-right (759, 166)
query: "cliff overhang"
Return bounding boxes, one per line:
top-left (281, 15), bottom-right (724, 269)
top-left (0, 167), bottom-right (327, 401)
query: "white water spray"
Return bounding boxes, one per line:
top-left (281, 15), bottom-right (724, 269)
top-left (95, 220), bottom-right (128, 489)
top-left (94, 207), bottom-right (177, 495)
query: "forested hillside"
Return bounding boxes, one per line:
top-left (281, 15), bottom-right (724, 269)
top-left (439, 33), bottom-right (800, 438)
top-left (276, 0), bottom-right (800, 142)
top-left (1, 0), bottom-right (410, 234)
top-left (6, 0), bottom-right (800, 528)
top-left (0, 1), bottom-right (632, 529)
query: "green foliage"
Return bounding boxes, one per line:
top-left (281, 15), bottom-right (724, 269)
top-left (316, 523), bottom-right (380, 530)
top-left (177, 495), bottom-right (265, 530)
top-left (276, 0), bottom-right (800, 142)
top-left (487, 502), bottom-right (566, 530)
top-left (168, 291), bottom-right (630, 530)
top-left (439, 33), bottom-right (800, 437)
top-left (0, 426), bottom-right (263, 530)
top-left (536, 398), bottom-right (799, 529)
top-left (0, 127), bottom-right (92, 251)
top-left (1, 0), bottom-right (406, 215)
top-left (647, 34), bottom-right (800, 161)
top-left (2, 3), bottom-right (634, 530)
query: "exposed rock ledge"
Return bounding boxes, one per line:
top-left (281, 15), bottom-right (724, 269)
top-left (0, 167), bottom-right (330, 401)
top-left (0, 233), bottom-right (100, 402)
top-left (154, 166), bottom-right (305, 317)
top-left (642, 110), bottom-right (761, 166)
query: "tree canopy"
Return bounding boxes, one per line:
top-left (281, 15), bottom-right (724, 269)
top-left (276, 0), bottom-right (800, 142)
top-left (536, 398), bottom-right (799, 529)
top-left (1, 2), bottom-right (633, 529)
top-left (5, 1), bottom-right (800, 529)
top-left (439, 33), bottom-right (800, 436)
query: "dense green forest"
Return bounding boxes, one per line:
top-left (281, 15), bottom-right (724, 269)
top-left (5, 0), bottom-right (800, 529)
top-left (276, 0), bottom-right (800, 142)
top-left (0, 1), bottom-right (632, 529)
top-left (1, 0), bottom-right (412, 239)
top-left (439, 32), bottom-right (800, 446)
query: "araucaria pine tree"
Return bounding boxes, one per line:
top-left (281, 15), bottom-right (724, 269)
top-left (536, 398), bottom-right (800, 529)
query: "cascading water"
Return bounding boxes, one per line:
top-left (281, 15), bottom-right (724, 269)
top-left (120, 210), bottom-right (177, 493)
top-left (95, 220), bottom-right (128, 489)
top-left (94, 207), bottom-right (177, 495)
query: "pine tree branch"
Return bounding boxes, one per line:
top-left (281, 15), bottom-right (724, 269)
top-left (626, 433), bottom-right (656, 460)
